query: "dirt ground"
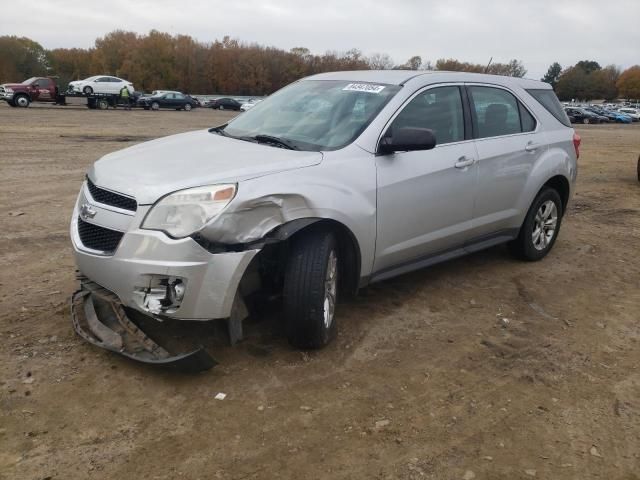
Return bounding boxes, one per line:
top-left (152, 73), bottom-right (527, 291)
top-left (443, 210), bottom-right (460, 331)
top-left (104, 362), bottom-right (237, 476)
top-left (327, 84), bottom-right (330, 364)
top-left (1, 101), bottom-right (639, 480)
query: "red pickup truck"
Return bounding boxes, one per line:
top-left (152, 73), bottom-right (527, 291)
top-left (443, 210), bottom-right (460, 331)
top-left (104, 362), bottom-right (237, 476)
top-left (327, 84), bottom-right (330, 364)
top-left (0, 77), bottom-right (65, 107)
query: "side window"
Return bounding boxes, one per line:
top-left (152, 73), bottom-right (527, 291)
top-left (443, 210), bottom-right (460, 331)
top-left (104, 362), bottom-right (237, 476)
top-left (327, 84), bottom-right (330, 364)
top-left (96, 77), bottom-right (109, 83)
top-left (175, 93), bottom-right (185, 99)
top-left (469, 86), bottom-right (524, 138)
top-left (390, 86), bottom-right (464, 145)
top-left (519, 103), bottom-right (536, 132)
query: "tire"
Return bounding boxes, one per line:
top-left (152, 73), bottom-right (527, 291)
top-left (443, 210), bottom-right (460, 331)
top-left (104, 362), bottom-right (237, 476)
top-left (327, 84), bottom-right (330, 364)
top-left (284, 229), bottom-right (339, 349)
top-left (83, 86), bottom-right (93, 95)
top-left (97, 99), bottom-right (109, 110)
top-left (583, 118), bottom-right (590, 124)
top-left (509, 187), bottom-right (563, 261)
top-left (184, 103), bottom-right (192, 111)
top-left (14, 94), bottom-right (30, 108)
top-left (151, 102), bottom-right (160, 111)
top-left (219, 105), bottom-right (225, 110)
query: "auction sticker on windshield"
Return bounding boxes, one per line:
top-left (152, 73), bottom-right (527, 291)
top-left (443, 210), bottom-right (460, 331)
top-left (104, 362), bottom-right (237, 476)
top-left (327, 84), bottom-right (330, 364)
top-left (342, 84), bottom-right (386, 94)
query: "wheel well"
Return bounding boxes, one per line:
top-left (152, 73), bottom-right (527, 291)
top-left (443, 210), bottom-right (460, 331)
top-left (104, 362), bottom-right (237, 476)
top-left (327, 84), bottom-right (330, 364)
top-left (240, 219), bottom-right (362, 300)
top-left (542, 175), bottom-right (570, 212)
top-left (15, 92), bottom-right (30, 101)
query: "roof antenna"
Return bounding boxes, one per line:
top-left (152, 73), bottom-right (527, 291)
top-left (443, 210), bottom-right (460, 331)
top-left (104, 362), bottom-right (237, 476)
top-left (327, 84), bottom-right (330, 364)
top-left (484, 57), bottom-right (493, 73)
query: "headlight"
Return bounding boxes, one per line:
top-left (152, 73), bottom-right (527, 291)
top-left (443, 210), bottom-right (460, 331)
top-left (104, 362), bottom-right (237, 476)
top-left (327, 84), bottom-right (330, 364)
top-left (4, 87), bottom-right (13, 93)
top-left (142, 184), bottom-right (236, 238)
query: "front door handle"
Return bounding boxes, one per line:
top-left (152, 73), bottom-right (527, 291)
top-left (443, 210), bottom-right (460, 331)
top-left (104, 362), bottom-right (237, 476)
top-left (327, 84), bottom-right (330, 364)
top-left (525, 142), bottom-right (541, 152)
top-left (455, 156), bottom-right (475, 169)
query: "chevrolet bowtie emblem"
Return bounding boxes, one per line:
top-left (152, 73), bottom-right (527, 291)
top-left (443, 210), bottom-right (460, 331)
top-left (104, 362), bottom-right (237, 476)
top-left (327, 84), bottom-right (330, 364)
top-left (80, 203), bottom-right (97, 220)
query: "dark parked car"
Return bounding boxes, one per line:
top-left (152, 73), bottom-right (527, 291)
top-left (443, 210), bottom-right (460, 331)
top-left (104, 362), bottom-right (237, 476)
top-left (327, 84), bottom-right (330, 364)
top-left (137, 92), bottom-right (197, 111)
top-left (209, 97), bottom-right (242, 111)
top-left (564, 107), bottom-right (605, 124)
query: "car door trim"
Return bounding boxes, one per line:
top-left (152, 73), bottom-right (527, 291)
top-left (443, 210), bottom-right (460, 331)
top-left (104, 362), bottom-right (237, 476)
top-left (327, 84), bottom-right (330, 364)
top-left (368, 228), bottom-right (519, 283)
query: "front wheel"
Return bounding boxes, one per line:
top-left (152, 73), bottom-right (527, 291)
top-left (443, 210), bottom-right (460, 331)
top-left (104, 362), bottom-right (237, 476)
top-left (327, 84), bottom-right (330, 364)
top-left (184, 103), bottom-right (192, 111)
top-left (14, 94), bottom-right (30, 107)
top-left (219, 105), bottom-right (225, 110)
top-left (509, 188), bottom-right (563, 261)
top-left (83, 86), bottom-right (93, 95)
top-left (582, 118), bottom-right (590, 124)
top-left (284, 229), bottom-right (339, 349)
top-left (151, 102), bottom-right (160, 111)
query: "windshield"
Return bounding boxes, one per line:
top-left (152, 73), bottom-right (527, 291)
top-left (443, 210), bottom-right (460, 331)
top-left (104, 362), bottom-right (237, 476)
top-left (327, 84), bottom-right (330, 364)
top-left (22, 77), bottom-right (38, 85)
top-left (222, 80), bottom-right (401, 151)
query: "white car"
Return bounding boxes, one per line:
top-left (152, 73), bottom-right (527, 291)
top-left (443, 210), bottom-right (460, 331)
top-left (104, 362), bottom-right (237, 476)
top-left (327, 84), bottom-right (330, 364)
top-left (240, 99), bottom-right (262, 111)
top-left (68, 75), bottom-right (134, 95)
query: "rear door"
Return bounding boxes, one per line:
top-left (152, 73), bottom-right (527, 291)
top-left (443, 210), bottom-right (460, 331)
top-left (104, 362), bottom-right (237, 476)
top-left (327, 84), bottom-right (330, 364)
top-left (374, 84), bottom-right (478, 274)
top-left (465, 84), bottom-right (544, 241)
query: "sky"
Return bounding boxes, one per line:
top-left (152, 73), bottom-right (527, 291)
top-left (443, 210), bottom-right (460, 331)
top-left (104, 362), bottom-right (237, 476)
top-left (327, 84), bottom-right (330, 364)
top-left (2, 0), bottom-right (639, 79)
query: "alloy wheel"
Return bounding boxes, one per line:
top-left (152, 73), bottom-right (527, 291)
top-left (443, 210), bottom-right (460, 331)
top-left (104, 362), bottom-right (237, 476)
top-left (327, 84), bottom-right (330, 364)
top-left (323, 250), bottom-right (338, 329)
top-left (532, 200), bottom-right (558, 251)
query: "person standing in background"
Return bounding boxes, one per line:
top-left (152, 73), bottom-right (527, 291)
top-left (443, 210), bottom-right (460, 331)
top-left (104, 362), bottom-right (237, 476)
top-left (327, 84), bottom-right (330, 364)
top-left (119, 84), bottom-right (131, 110)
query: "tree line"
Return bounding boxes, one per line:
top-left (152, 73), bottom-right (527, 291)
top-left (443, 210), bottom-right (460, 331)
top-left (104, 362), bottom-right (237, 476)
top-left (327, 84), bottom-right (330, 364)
top-left (541, 60), bottom-right (640, 101)
top-left (0, 31), bottom-right (527, 95)
top-left (3, 31), bottom-right (637, 99)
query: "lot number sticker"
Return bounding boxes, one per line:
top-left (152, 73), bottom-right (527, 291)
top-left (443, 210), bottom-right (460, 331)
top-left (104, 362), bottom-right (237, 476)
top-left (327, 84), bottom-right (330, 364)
top-left (343, 83), bottom-right (386, 94)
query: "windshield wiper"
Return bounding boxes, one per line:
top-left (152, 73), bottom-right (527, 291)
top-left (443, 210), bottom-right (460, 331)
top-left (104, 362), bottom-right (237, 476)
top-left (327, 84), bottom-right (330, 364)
top-left (252, 134), bottom-right (298, 150)
top-left (209, 124), bottom-right (228, 136)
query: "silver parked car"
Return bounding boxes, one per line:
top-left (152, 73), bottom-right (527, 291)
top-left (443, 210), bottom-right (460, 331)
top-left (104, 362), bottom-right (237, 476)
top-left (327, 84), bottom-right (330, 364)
top-left (70, 70), bottom-right (579, 370)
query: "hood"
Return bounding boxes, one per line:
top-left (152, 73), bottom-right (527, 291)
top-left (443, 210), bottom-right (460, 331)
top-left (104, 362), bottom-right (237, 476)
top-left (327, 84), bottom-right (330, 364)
top-left (88, 130), bottom-right (323, 204)
top-left (1, 83), bottom-right (25, 89)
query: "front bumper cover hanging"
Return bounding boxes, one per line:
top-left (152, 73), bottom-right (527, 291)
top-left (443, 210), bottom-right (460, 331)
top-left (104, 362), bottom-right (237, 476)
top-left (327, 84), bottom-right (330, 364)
top-left (71, 278), bottom-right (216, 372)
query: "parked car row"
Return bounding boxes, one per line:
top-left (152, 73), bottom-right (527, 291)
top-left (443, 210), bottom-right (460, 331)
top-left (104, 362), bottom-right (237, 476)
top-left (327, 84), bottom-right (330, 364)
top-left (564, 105), bottom-right (639, 124)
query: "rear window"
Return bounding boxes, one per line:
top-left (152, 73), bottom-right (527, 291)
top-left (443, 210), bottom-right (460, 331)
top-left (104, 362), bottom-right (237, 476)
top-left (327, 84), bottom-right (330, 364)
top-left (526, 89), bottom-right (571, 127)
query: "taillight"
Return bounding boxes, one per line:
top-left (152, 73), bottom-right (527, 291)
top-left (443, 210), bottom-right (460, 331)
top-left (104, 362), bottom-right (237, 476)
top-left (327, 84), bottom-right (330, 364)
top-left (573, 133), bottom-right (581, 159)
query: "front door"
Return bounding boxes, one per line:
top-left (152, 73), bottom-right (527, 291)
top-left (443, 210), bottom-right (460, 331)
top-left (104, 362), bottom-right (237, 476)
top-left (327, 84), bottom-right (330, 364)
top-left (374, 85), bottom-right (478, 274)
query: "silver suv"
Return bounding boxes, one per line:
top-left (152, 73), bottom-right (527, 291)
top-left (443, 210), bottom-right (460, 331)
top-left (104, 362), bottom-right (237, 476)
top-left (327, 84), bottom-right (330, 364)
top-left (70, 70), bottom-right (579, 369)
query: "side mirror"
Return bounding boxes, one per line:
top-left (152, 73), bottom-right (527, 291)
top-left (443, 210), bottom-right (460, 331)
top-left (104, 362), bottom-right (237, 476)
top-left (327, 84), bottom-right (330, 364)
top-left (379, 127), bottom-right (437, 154)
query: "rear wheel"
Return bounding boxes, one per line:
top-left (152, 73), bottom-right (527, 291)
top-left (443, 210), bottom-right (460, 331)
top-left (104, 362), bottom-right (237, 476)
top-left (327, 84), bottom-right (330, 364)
top-left (96, 99), bottom-right (109, 110)
top-left (284, 229), bottom-right (339, 349)
top-left (509, 188), bottom-right (563, 261)
top-left (14, 94), bottom-right (30, 107)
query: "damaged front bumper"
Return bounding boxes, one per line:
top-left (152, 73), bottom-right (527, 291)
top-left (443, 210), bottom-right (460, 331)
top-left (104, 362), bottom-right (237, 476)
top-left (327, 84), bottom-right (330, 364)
top-left (71, 277), bottom-right (216, 371)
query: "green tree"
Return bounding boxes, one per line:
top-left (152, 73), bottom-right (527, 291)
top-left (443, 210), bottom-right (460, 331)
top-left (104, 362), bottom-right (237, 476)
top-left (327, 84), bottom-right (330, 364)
top-left (575, 60), bottom-right (601, 74)
top-left (541, 62), bottom-right (562, 88)
top-left (0, 36), bottom-right (49, 81)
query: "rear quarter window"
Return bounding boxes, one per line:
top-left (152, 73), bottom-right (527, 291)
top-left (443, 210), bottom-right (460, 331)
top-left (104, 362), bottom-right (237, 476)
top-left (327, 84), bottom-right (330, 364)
top-left (526, 89), bottom-right (571, 127)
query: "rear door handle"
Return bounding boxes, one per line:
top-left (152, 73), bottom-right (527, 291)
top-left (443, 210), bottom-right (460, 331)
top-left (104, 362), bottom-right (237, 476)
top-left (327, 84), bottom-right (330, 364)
top-left (525, 142), bottom-right (541, 152)
top-left (455, 156), bottom-right (475, 169)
